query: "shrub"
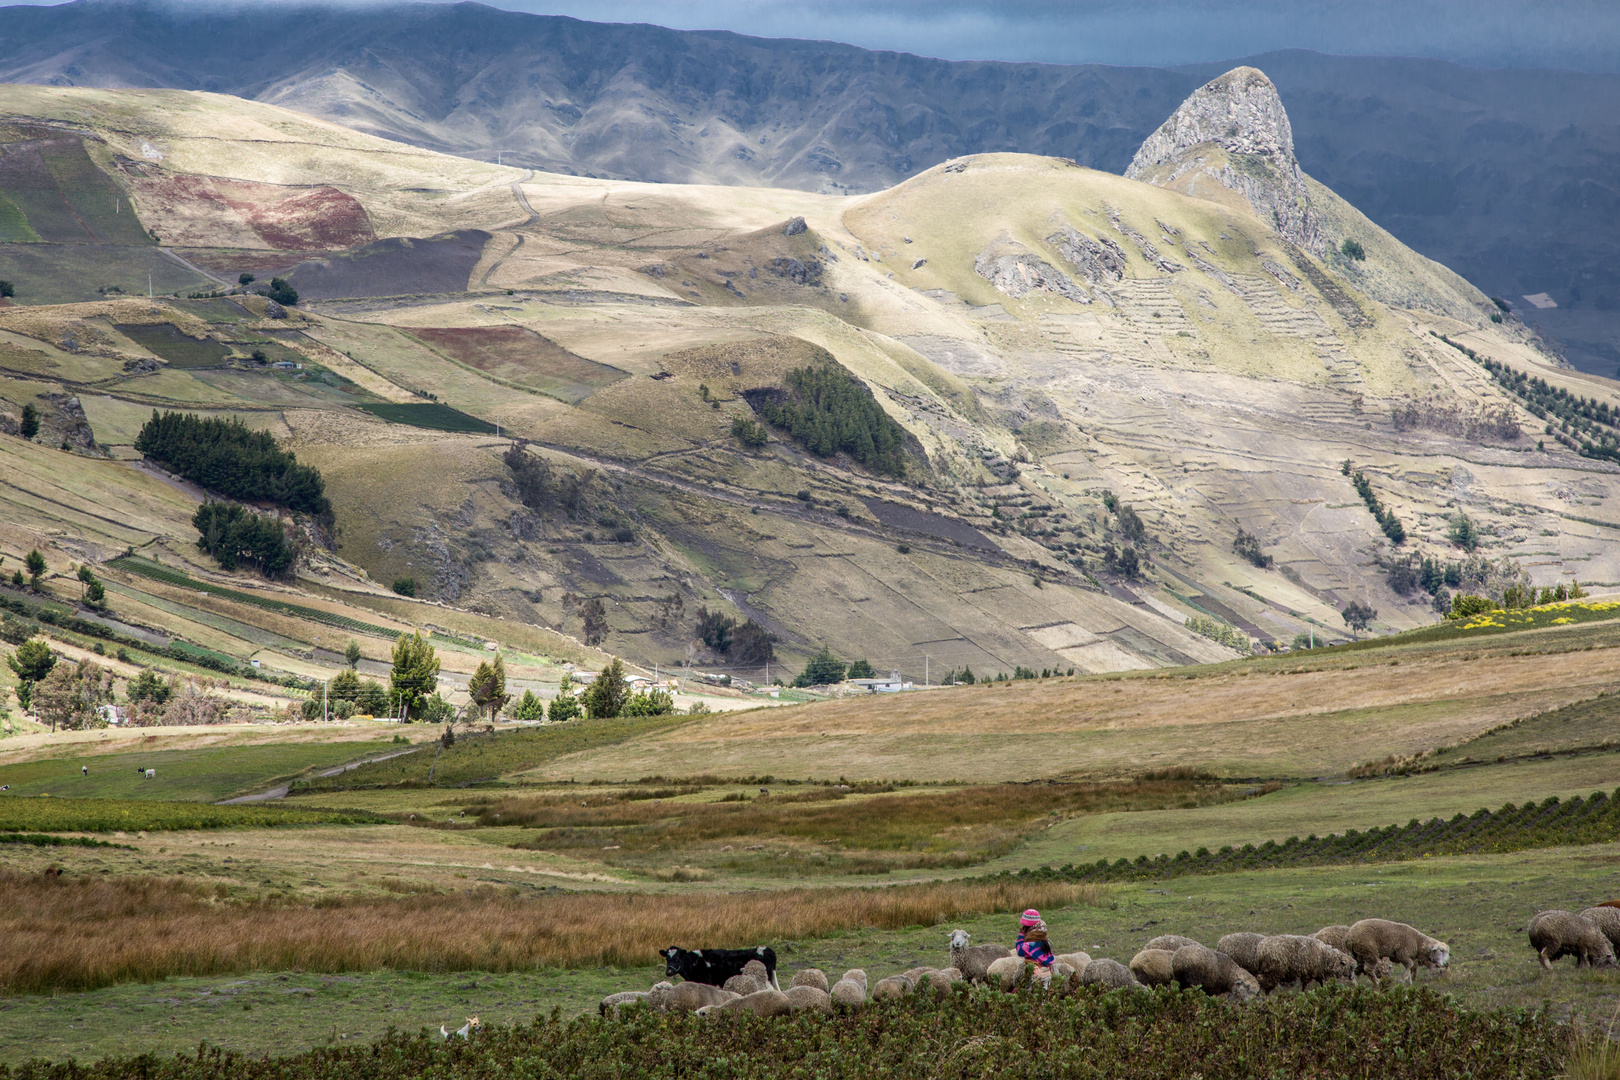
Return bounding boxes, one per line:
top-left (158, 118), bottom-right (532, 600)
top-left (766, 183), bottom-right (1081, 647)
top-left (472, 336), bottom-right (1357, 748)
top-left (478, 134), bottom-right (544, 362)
top-left (508, 689), bottom-right (545, 722)
top-left (1447, 593), bottom-right (1498, 620)
top-left (1447, 513), bottom-right (1480, 551)
top-left (1186, 615), bottom-right (1249, 651)
top-left (1340, 237), bottom-right (1366, 261)
top-left (391, 577), bottom-right (417, 597)
top-left (1233, 528), bottom-right (1272, 568)
top-left (622, 688), bottom-right (674, 716)
top-left (266, 277), bottom-right (298, 306)
top-left (730, 415), bottom-right (768, 448)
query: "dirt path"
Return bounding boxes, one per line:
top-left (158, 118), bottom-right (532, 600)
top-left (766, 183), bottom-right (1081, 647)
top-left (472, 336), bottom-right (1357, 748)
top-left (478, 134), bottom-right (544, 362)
top-left (159, 247), bottom-right (233, 288)
top-left (217, 746), bottom-right (420, 803)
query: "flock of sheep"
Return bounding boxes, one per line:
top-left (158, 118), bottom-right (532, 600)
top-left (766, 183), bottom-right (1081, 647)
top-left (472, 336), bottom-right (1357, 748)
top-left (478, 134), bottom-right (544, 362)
top-left (601, 902), bottom-right (1620, 1020)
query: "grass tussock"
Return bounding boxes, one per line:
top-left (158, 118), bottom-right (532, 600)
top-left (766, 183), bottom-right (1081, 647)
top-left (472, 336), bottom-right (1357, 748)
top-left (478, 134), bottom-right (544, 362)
top-left (473, 778), bottom-right (1247, 873)
top-left (0, 870), bottom-right (1104, 996)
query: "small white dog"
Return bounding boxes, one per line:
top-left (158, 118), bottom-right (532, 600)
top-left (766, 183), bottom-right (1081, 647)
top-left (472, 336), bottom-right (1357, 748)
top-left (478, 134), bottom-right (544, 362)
top-left (441, 1016), bottom-right (480, 1040)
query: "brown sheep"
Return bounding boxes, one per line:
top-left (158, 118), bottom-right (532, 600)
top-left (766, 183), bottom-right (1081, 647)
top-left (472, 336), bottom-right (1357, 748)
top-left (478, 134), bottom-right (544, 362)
top-left (1054, 951), bottom-right (1092, 973)
top-left (1216, 932), bottom-right (1268, 976)
top-left (948, 929), bottom-right (1013, 984)
top-left (1255, 934), bottom-right (1356, 993)
top-left (902, 966), bottom-right (963, 998)
top-left (1579, 906), bottom-right (1620, 953)
top-left (743, 959), bottom-right (775, 990)
top-left (1172, 944), bottom-right (1259, 1001)
top-left (1345, 919), bottom-right (1450, 981)
top-left (1529, 910), bottom-right (1618, 970)
top-left (790, 969), bottom-right (830, 993)
top-left (1312, 925), bottom-right (1352, 952)
top-left (1129, 948), bottom-right (1176, 987)
top-left (1144, 934), bottom-right (1201, 954)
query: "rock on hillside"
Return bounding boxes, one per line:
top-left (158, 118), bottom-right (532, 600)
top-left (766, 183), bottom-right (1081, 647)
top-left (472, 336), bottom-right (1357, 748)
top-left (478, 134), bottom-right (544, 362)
top-left (1126, 67), bottom-right (1323, 256)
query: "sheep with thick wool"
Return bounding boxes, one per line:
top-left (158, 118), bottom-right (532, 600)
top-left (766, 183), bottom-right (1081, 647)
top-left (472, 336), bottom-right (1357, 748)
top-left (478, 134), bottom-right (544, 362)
top-left (1216, 933), bottom-right (1268, 976)
top-left (1080, 958), bottom-right (1139, 989)
top-left (649, 981), bottom-right (738, 1013)
top-left (783, 985), bottom-right (832, 1013)
top-left (1529, 910), bottom-right (1618, 970)
top-left (723, 974), bottom-right (763, 995)
top-left (1172, 944), bottom-right (1260, 1001)
top-left (1346, 919), bottom-right (1450, 981)
top-left (599, 990), bottom-right (649, 1018)
top-left (902, 966), bottom-right (963, 998)
top-left (1144, 934), bottom-right (1201, 954)
top-left (829, 969), bottom-right (868, 1008)
top-left (985, 955), bottom-right (1032, 992)
top-left (948, 929), bottom-right (1013, 984)
top-left (872, 974), bottom-right (914, 1000)
top-left (1129, 949), bottom-right (1176, 988)
top-left (1254, 934), bottom-right (1356, 993)
top-left (1579, 906), bottom-right (1620, 954)
top-left (790, 969), bottom-right (830, 993)
top-left (711, 988), bottom-right (794, 1018)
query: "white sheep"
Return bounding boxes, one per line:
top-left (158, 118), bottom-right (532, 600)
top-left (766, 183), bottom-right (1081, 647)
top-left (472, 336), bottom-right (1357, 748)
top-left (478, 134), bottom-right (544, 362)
top-left (712, 989), bottom-right (794, 1017)
top-left (790, 969), bottom-right (830, 992)
top-left (1080, 958), bottom-right (1139, 989)
top-left (985, 955), bottom-right (1033, 992)
top-left (948, 928), bottom-right (1013, 984)
top-left (1529, 910), bottom-right (1617, 970)
top-left (1215, 932), bottom-right (1268, 976)
top-left (1578, 906), bottom-right (1620, 954)
top-left (783, 984), bottom-right (832, 1012)
top-left (872, 974), bottom-right (913, 1000)
top-left (1254, 934), bottom-right (1356, 993)
top-left (830, 969), bottom-right (868, 1008)
top-left (599, 990), bottom-right (648, 1017)
top-left (1345, 919), bottom-right (1450, 981)
top-left (1128, 948), bottom-right (1176, 987)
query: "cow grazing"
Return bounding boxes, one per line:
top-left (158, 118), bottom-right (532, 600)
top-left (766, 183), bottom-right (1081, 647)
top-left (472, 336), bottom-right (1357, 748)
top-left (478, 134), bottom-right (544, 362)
top-left (663, 946), bottom-right (779, 990)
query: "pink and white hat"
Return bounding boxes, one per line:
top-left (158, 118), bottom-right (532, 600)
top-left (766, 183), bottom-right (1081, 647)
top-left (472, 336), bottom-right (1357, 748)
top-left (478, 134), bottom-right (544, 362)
top-left (1020, 909), bottom-right (1042, 927)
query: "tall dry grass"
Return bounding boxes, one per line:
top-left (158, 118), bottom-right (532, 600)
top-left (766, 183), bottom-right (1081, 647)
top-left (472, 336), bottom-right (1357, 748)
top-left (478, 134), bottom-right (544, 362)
top-left (0, 870), bottom-right (1103, 995)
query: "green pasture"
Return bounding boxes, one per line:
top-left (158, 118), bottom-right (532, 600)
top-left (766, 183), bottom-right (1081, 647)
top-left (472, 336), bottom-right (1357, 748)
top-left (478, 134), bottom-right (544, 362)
top-left (0, 740), bottom-right (398, 803)
top-left (0, 797), bottom-right (386, 832)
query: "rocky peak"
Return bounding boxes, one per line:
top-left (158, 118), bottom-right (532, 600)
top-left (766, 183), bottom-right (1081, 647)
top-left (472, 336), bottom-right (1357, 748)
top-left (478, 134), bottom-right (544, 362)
top-left (1125, 67), bottom-right (1323, 255)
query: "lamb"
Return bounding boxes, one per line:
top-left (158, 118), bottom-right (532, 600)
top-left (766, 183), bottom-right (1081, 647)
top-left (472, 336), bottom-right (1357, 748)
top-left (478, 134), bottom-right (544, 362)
top-left (598, 990), bottom-right (649, 1017)
top-left (1080, 958), bottom-right (1139, 989)
top-left (1216, 932), bottom-right (1268, 976)
top-left (872, 974), bottom-right (913, 1000)
top-left (1128, 948), bottom-right (1176, 987)
top-left (1254, 934), bottom-right (1357, 993)
top-left (948, 928), bottom-right (1013, 984)
top-left (1578, 906), bottom-right (1620, 953)
top-left (783, 984), bottom-right (832, 1013)
top-left (712, 988), bottom-right (794, 1018)
top-left (790, 969), bottom-right (830, 993)
top-left (648, 981), bottom-right (739, 1013)
top-left (1345, 919), bottom-right (1451, 981)
top-left (985, 955), bottom-right (1032, 992)
top-left (1529, 910), bottom-right (1618, 970)
top-left (1143, 934), bottom-right (1201, 953)
top-left (1171, 944), bottom-right (1259, 1001)
top-left (829, 969), bottom-right (868, 1007)
top-left (723, 974), bottom-right (763, 995)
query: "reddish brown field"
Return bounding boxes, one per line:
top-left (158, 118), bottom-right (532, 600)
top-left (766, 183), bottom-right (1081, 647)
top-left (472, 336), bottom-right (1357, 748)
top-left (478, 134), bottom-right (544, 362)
top-left (131, 176), bottom-right (375, 250)
top-left (0, 870), bottom-right (1100, 994)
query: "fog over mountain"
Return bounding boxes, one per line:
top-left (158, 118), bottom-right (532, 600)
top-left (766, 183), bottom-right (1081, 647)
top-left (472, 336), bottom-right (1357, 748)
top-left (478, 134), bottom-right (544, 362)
top-left (2, 0), bottom-right (1617, 371)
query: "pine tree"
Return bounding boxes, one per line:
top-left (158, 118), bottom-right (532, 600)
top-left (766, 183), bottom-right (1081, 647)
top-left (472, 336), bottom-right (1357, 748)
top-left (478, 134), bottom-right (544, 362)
top-left (580, 659), bottom-right (629, 719)
top-left (469, 654), bottom-right (510, 720)
top-left (389, 631), bottom-right (441, 720)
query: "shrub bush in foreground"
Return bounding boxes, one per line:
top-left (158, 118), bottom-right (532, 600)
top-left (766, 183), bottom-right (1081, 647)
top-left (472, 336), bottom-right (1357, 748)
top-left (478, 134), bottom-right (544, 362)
top-left (0, 986), bottom-right (1566, 1079)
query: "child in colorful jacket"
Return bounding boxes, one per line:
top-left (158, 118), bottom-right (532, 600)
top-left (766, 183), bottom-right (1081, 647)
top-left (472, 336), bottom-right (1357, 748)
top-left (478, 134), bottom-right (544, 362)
top-left (1016, 909), bottom-right (1056, 968)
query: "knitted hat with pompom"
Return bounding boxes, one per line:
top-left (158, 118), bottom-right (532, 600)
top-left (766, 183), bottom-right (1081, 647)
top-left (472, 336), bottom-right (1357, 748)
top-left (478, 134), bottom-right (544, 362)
top-left (1020, 909), bottom-right (1042, 927)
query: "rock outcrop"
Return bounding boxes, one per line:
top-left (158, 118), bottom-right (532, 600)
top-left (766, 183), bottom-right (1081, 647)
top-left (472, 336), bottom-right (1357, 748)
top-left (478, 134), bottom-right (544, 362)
top-left (974, 236), bottom-right (1089, 302)
top-left (1126, 67), bottom-right (1323, 255)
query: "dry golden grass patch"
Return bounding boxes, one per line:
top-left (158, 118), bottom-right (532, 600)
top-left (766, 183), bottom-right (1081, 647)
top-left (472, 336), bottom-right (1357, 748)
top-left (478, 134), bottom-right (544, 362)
top-left (0, 870), bottom-right (1103, 994)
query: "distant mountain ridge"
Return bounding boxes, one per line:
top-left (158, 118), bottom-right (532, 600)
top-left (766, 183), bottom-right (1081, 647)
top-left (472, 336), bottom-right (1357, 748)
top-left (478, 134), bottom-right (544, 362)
top-left (1, 0), bottom-right (1617, 371)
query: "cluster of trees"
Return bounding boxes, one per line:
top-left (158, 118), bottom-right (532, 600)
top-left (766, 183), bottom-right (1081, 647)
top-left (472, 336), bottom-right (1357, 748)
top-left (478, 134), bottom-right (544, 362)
top-left (389, 631), bottom-right (442, 720)
top-left (694, 605), bottom-right (776, 666)
top-left (136, 412), bottom-right (330, 520)
top-left (30, 658), bottom-right (114, 731)
top-left (75, 564), bottom-right (106, 607)
top-left (730, 416), bottom-right (768, 449)
top-left (793, 645), bottom-right (846, 687)
top-left (1233, 528), bottom-right (1272, 569)
top-left (193, 502), bottom-right (297, 579)
top-left (1446, 581), bottom-right (1585, 620)
top-left (1347, 466), bottom-right (1405, 543)
top-left (1185, 615), bottom-right (1250, 652)
top-left (7, 549), bottom-right (47, 590)
top-left (746, 364), bottom-right (908, 476)
top-left (1444, 337), bottom-right (1620, 459)
top-left (503, 441), bottom-right (591, 520)
top-left (266, 277), bottom-right (298, 306)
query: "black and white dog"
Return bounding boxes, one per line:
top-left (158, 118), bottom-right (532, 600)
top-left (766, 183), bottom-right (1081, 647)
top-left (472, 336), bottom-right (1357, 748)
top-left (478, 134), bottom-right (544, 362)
top-left (662, 945), bottom-right (779, 989)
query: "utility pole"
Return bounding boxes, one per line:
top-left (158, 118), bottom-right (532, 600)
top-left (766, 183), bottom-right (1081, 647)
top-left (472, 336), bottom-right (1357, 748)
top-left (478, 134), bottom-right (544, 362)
top-left (924, 654), bottom-right (929, 688)
top-left (323, 679), bottom-right (329, 725)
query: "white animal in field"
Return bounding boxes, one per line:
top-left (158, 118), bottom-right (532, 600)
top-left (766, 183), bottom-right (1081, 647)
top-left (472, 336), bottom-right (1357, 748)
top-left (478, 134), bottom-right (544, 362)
top-left (441, 1016), bottom-right (480, 1040)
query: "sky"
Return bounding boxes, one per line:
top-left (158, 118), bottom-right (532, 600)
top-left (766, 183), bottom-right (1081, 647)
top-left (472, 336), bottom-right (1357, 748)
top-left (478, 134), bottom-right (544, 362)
top-left (459, 0), bottom-right (1620, 71)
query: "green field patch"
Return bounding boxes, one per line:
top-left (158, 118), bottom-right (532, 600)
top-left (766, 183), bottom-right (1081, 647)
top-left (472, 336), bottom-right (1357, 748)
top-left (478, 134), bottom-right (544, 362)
top-left (1005, 786), bottom-right (1620, 885)
top-left (409, 325), bottom-right (629, 405)
top-left (170, 298), bottom-right (255, 324)
top-left (0, 797), bottom-right (386, 833)
top-left (114, 323), bottom-right (233, 368)
top-left (351, 401), bottom-right (498, 433)
top-left (0, 832), bottom-right (125, 848)
top-left (295, 715), bottom-right (693, 792)
top-left (0, 740), bottom-right (401, 803)
top-left (0, 244), bottom-right (208, 304)
top-left (0, 188), bottom-right (39, 242)
top-left (109, 556), bottom-right (404, 640)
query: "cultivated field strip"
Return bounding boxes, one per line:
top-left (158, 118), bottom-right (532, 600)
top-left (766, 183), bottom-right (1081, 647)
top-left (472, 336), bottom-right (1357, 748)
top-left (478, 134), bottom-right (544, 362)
top-left (1229, 274), bottom-right (1339, 345)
